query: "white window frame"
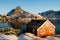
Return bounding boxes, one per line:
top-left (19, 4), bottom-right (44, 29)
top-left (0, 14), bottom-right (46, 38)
top-left (50, 29), bottom-right (53, 32)
top-left (41, 30), bottom-right (45, 34)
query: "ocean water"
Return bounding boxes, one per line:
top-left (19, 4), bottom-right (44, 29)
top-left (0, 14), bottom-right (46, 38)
top-left (52, 20), bottom-right (60, 34)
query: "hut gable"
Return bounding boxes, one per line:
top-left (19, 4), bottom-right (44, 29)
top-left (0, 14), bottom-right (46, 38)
top-left (37, 20), bottom-right (55, 31)
top-left (37, 20), bottom-right (55, 37)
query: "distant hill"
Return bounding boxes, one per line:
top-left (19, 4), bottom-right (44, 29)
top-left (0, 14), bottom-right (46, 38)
top-left (38, 10), bottom-right (60, 19)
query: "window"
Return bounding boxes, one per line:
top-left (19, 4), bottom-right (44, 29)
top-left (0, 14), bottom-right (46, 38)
top-left (50, 29), bottom-right (53, 32)
top-left (41, 30), bottom-right (45, 34)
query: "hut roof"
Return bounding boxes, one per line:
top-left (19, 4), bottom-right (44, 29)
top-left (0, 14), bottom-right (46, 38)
top-left (27, 20), bottom-right (46, 29)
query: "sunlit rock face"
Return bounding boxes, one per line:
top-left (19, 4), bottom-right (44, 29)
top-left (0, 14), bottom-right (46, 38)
top-left (0, 33), bottom-right (18, 40)
top-left (7, 6), bottom-right (25, 17)
top-left (7, 6), bottom-right (32, 18)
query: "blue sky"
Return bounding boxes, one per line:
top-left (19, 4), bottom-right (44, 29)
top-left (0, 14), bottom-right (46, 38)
top-left (0, 0), bottom-right (60, 14)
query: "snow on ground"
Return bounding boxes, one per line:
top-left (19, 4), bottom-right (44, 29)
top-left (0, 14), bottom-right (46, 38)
top-left (0, 33), bottom-right (18, 40)
top-left (19, 33), bottom-right (60, 40)
top-left (18, 33), bottom-right (38, 40)
top-left (0, 33), bottom-right (60, 40)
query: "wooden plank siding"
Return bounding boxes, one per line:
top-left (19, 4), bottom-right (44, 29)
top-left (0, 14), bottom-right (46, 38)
top-left (37, 20), bottom-right (55, 37)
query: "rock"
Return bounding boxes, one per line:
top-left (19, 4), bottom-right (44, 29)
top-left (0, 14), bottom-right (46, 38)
top-left (25, 33), bottom-right (36, 38)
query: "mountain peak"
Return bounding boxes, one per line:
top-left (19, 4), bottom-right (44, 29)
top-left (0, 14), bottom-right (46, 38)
top-left (15, 6), bottom-right (23, 11)
top-left (7, 6), bottom-right (24, 17)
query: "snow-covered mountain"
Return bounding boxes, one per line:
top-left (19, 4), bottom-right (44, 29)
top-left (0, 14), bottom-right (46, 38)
top-left (7, 6), bottom-right (32, 18)
top-left (39, 10), bottom-right (60, 19)
top-left (7, 6), bottom-right (24, 16)
top-left (7, 6), bottom-right (44, 19)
